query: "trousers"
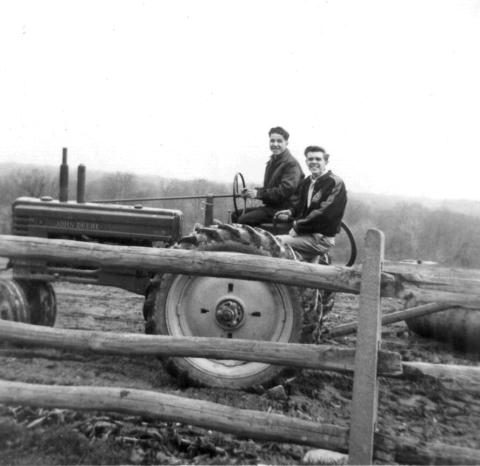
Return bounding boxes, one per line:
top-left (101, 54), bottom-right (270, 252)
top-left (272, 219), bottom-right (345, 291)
top-left (231, 205), bottom-right (278, 226)
top-left (276, 232), bottom-right (335, 261)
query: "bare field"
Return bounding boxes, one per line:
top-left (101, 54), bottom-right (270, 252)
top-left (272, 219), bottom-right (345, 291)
top-left (0, 281), bottom-right (479, 464)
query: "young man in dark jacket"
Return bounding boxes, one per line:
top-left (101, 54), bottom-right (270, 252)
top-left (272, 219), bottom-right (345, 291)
top-left (233, 126), bottom-right (304, 226)
top-left (275, 145), bottom-right (347, 261)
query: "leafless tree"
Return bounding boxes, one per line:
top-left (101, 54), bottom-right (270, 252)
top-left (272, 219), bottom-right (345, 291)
top-left (0, 167), bottom-right (58, 203)
top-left (100, 172), bottom-right (138, 200)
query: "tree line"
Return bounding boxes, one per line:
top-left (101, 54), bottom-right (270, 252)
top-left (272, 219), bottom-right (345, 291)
top-left (0, 165), bottom-right (479, 268)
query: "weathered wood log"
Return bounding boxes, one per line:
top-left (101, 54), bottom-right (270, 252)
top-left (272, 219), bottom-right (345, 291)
top-left (327, 302), bottom-right (456, 338)
top-left (383, 260), bottom-right (480, 308)
top-left (384, 260), bottom-right (480, 295)
top-left (1, 379), bottom-right (479, 465)
top-left (1, 235), bottom-right (480, 306)
top-left (0, 234), bottom-right (363, 293)
top-left (0, 379), bottom-right (349, 451)
top-left (0, 319), bottom-right (402, 375)
top-left (392, 435), bottom-right (480, 465)
top-left (402, 361), bottom-right (480, 387)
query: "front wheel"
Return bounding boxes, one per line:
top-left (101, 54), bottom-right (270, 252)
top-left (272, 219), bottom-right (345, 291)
top-left (0, 279), bottom-right (56, 326)
top-left (16, 280), bottom-right (57, 326)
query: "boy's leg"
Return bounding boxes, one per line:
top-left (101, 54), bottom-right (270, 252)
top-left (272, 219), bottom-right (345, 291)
top-left (277, 233), bottom-right (334, 261)
top-left (236, 206), bottom-right (277, 226)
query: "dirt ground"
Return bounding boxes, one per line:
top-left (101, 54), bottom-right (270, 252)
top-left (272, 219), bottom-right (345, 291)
top-left (0, 280), bottom-right (479, 465)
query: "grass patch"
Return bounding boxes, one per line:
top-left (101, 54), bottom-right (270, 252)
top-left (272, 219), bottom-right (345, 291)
top-left (0, 418), bottom-right (131, 465)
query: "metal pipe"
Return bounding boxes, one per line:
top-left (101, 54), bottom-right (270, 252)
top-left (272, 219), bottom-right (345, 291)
top-left (92, 193), bottom-right (235, 203)
top-left (204, 195), bottom-right (214, 226)
top-left (76, 164), bottom-right (86, 203)
top-left (59, 148), bottom-right (69, 202)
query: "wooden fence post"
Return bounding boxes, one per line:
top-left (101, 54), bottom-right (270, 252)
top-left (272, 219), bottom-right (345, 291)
top-left (348, 229), bottom-right (384, 465)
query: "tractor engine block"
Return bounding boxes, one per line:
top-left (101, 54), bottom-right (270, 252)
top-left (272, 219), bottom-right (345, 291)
top-left (11, 197), bottom-right (183, 294)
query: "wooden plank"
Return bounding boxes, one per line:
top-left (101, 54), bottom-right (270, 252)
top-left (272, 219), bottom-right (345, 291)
top-left (0, 379), bottom-right (349, 451)
top-left (1, 234), bottom-right (480, 312)
top-left (1, 379), bottom-right (478, 464)
top-left (0, 235), bottom-right (363, 293)
top-left (383, 260), bottom-right (480, 295)
top-left (383, 260), bottom-right (480, 308)
top-left (0, 319), bottom-right (402, 375)
top-left (348, 229), bottom-right (384, 465)
top-left (327, 302), bottom-right (455, 338)
top-left (402, 361), bottom-right (480, 393)
top-left (392, 435), bottom-right (480, 465)
top-left (2, 235), bottom-right (480, 306)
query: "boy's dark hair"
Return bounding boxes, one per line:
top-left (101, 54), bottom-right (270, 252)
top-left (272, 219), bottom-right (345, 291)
top-left (304, 145), bottom-right (329, 162)
top-left (268, 126), bottom-right (289, 141)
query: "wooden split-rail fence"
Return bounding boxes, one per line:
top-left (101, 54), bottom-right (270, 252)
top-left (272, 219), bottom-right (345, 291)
top-left (0, 230), bottom-right (479, 464)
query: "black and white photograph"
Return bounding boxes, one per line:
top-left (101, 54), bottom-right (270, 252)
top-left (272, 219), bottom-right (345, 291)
top-left (0, 1), bottom-right (479, 464)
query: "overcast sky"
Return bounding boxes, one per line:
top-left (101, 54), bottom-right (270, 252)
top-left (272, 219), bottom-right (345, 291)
top-left (1, 0), bottom-right (479, 200)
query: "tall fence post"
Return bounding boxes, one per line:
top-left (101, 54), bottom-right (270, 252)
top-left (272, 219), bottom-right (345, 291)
top-left (204, 194), bottom-right (214, 226)
top-left (348, 229), bottom-right (384, 465)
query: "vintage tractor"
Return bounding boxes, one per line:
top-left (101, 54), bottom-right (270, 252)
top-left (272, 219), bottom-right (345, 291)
top-left (2, 150), bottom-right (357, 389)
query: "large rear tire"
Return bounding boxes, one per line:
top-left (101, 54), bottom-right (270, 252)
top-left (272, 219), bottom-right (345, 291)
top-left (143, 224), bottom-right (302, 389)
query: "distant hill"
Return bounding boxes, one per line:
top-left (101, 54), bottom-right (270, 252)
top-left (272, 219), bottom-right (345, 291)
top-left (1, 162), bottom-right (480, 267)
top-left (1, 161), bottom-right (478, 217)
top-left (350, 191), bottom-right (480, 218)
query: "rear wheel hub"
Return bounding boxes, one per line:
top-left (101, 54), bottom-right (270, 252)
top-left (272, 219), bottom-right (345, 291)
top-left (215, 298), bottom-right (245, 329)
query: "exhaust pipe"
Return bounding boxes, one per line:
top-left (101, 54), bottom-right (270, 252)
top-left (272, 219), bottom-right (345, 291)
top-left (59, 148), bottom-right (69, 202)
top-left (76, 164), bottom-right (86, 203)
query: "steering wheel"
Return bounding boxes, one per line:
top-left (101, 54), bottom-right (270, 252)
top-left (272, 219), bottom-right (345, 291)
top-left (339, 221), bottom-right (357, 267)
top-left (232, 172), bottom-right (247, 219)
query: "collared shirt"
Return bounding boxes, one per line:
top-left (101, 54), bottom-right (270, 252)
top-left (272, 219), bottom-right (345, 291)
top-left (307, 178), bottom-right (316, 207)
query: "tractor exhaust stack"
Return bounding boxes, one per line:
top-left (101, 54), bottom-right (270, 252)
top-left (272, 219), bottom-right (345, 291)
top-left (77, 164), bottom-right (86, 203)
top-left (59, 148), bottom-right (69, 202)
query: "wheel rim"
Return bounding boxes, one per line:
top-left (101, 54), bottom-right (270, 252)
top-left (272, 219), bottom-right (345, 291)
top-left (165, 275), bottom-right (296, 378)
top-left (0, 279), bottom-right (29, 322)
top-left (14, 280), bottom-right (57, 326)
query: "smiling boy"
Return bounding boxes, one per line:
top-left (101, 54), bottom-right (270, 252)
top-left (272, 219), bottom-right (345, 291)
top-left (275, 146), bottom-right (347, 261)
top-left (233, 126), bottom-right (304, 226)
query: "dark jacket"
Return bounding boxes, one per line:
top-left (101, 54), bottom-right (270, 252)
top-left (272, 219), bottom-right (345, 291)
top-left (256, 149), bottom-right (304, 209)
top-left (291, 170), bottom-right (347, 236)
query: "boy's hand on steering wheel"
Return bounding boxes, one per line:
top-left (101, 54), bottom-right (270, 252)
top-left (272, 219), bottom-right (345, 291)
top-left (241, 188), bottom-right (258, 199)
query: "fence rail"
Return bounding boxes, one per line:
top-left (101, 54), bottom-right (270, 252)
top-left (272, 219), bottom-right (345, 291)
top-left (0, 319), bottom-right (402, 375)
top-left (1, 234), bottom-right (480, 307)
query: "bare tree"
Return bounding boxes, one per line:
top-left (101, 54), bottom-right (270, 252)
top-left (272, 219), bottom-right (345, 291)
top-left (0, 167), bottom-right (57, 233)
top-left (0, 167), bottom-right (58, 204)
top-left (100, 172), bottom-right (138, 200)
